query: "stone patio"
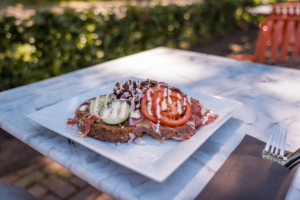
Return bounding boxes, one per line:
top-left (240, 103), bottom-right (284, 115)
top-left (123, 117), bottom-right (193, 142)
top-left (0, 156), bottom-right (114, 200)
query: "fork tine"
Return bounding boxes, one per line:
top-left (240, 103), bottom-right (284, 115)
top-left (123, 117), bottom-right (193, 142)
top-left (271, 128), bottom-right (280, 154)
top-left (264, 127), bottom-right (277, 152)
top-left (275, 129), bottom-right (283, 155)
top-left (280, 130), bottom-right (287, 157)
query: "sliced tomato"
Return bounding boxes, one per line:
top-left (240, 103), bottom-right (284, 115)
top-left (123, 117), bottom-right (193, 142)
top-left (152, 91), bottom-right (192, 126)
top-left (141, 87), bottom-right (165, 123)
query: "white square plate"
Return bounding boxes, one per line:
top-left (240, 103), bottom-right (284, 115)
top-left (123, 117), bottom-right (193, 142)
top-left (27, 77), bottom-right (243, 182)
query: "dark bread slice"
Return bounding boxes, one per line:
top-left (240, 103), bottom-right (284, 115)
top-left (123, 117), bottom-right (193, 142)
top-left (76, 114), bottom-right (139, 143)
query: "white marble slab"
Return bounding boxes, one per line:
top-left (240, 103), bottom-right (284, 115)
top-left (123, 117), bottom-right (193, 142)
top-left (0, 47), bottom-right (299, 200)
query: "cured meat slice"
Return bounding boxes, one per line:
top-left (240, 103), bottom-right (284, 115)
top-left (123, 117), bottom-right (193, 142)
top-left (77, 114), bottom-right (101, 138)
top-left (67, 117), bottom-right (76, 126)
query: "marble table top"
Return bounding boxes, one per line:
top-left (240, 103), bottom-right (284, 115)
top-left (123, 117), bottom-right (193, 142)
top-left (1, 47), bottom-right (300, 200)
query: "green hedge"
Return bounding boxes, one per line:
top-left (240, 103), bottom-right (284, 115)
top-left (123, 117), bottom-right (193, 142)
top-left (0, 0), bottom-right (275, 91)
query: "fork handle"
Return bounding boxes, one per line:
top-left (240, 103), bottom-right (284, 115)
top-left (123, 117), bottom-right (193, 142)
top-left (282, 148), bottom-right (300, 168)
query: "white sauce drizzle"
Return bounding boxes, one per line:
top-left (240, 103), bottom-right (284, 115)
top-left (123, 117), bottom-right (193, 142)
top-left (202, 118), bottom-right (206, 125)
top-left (110, 101), bottom-right (121, 120)
top-left (183, 97), bottom-right (187, 106)
top-left (187, 95), bottom-right (191, 104)
top-left (147, 101), bottom-right (153, 116)
top-left (90, 100), bottom-right (94, 113)
top-left (167, 87), bottom-right (172, 104)
top-left (148, 88), bottom-right (154, 94)
top-left (177, 93), bottom-right (182, 99)
top-left (147, 90), bottom-right (151, 101)
top-left (161, 98), bottom-right (167, 110)
top-left (102, 108), bottom-right (112, 119)
top-left (177, 99), bottom-right (182, 114)
top-left (172, 136), bottom-right (182, 140)
top-left (163, 87), bottom-right (167, 97)
top-left (156, 97), bottom-right (161, 119)
top-left (156, 121), bottom-right (160, 135)
top-left (104, 94), bottom-right (109, 108)
top-left (92, 96), bottom-right (100, 115)
top-left (119, 101), bottom-right (127, 119)
top-left (146, 90), bottom-right (152, 116)
top-left (202, 112), bottom-right (212, 125)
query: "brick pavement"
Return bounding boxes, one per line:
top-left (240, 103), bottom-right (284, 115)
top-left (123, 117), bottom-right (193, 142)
top-left (0, 157), bottom-right (115, 200)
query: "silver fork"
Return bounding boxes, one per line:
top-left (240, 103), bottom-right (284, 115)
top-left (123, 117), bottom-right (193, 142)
top-left (262, 127), bottom-right (287, 164)
top-left (262, 127), bottom-right (300, 168)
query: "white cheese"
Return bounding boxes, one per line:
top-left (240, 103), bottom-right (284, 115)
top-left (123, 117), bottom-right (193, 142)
top-left (79, 105), bottom-right (87, 111)
top-left (130, 109), bottom-right (141, 119)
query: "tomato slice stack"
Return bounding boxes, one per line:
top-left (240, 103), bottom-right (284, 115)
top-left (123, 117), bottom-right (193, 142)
top-left (141, 87), bottom-right (164, 123)
top-left (141, 87), bottom-right (192, 126)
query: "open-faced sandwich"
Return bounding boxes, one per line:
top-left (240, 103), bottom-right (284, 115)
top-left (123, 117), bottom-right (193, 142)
top-left (67, 79), bottom-right (218, 145)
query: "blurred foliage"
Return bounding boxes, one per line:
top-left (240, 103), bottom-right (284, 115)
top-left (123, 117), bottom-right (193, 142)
top-left (0, 0), bottom-right (282, 91)
top-left (0, 0), bottom-right (130, 7)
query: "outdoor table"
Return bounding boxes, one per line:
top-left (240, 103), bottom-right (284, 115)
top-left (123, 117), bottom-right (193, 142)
top-left (0, 47), bottom-right (300, 199)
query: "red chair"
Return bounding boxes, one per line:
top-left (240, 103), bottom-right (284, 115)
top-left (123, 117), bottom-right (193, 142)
top-left (232, 2), bottom-right (300, 64)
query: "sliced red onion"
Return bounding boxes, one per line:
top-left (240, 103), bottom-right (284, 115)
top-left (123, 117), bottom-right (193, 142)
top-left (124, 92), bottom-right (131, 97)
top-left (134, 137), bottom-right (146, 145)
top-left (110, 93), bottom-right (117, 100)
top-left (83, 100), bottom-right (90, 105)
top-left (158, 82), bottom-right (168, 87)
top-left (127, 133), bottom-right (135, 145)
top-left (116, 142), bottom-right (120, 146)
top-left (120, 98), bottom-right (129, 102)
top-left (129, 117), bottom-right (135, 126)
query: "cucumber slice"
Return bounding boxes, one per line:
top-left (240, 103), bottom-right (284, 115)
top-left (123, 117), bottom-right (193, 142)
top-left (88, 95), bottom-right (111, 113)
top-left (100, 100), bottom-right (130, 125)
